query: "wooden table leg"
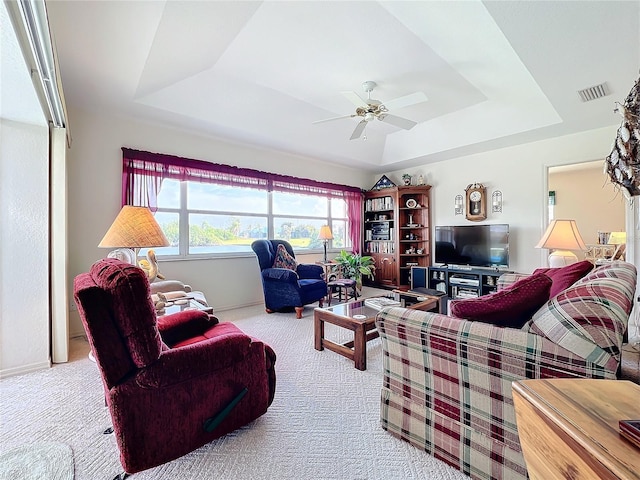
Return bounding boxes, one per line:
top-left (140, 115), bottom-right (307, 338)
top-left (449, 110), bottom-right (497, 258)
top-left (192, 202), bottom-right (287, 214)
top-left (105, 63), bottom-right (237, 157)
top-left (314, 313), bottom-right (324, 351)
top-left (353, 323), bottom-right (367, 370)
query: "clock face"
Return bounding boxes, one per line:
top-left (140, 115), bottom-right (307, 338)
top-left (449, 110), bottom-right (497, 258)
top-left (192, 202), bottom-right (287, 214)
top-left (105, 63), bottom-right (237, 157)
top-left (469, 191), bottom-right (482, 202)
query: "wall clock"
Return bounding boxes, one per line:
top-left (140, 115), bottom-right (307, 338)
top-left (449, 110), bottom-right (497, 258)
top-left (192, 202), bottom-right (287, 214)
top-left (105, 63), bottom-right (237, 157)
top-left (465, 183), bottom-right (487, 221)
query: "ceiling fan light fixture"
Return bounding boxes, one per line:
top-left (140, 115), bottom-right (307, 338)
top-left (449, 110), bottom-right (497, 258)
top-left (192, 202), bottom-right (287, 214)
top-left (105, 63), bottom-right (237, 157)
top-left (364, 112), bottom-right (375, 122)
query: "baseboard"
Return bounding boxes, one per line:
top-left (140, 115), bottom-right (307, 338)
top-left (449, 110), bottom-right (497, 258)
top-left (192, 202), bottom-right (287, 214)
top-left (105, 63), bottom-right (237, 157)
top-left (0, 360), bottom-right (51, 379)
top-left (214, 300), bottom-right (263, 312)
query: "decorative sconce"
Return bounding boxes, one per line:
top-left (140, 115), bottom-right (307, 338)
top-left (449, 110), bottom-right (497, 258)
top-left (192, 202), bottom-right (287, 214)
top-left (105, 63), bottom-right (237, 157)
top-left (454, 195), bottom-right (464, 215)
top-left (492, 190), bottom-right (503, 213)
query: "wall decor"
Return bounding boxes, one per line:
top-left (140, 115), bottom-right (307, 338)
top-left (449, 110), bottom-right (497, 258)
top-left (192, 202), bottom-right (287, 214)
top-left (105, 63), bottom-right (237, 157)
top-left (370, 175), bottom-right (396, 190)
top-left (604, 75), bottom-right (640, 198)
top-left (454, 195), bottom-right (464, 215)
top-left (465, 183), bottom-right (487, 221)
top-left (492, 190), bottom-right (503, 213)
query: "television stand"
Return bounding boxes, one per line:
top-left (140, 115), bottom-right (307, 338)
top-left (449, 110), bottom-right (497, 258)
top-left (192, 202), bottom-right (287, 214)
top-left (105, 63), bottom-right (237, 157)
top-left (426, 265), bottom-right (513, 301)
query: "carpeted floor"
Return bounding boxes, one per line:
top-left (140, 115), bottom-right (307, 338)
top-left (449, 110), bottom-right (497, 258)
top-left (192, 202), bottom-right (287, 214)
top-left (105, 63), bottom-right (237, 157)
top-left (0, 300), bottom-right (469, 480)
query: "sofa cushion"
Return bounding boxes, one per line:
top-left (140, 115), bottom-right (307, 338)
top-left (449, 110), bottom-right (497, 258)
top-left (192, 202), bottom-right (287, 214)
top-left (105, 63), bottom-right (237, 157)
top-left (272, 243), bottom-right (297, 270)
top-left (529, 261), bottom-right (636, 369)
top-left (532, 260), bottom-right (593, 298)
top-left (449, 272), bottom-right (552, 328)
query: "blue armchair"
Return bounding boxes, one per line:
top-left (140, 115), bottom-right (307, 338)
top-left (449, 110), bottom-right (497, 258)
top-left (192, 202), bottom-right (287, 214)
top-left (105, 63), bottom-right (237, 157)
top-left (251, 240), bottom-right (327, 318)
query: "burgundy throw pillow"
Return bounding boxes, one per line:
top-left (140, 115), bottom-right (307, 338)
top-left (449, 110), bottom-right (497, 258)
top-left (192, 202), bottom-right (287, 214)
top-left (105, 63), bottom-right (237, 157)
top-left (532, 259), bottom-right (593, 298)
top-left (272, 243), bottom-right (297, 270)
top-left (449, 272), bottom-right (552, 328)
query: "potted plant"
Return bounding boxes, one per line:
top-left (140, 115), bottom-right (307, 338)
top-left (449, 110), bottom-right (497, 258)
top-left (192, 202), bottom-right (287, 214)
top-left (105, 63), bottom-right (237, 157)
top-left (333, 250), bottom-right (375, 290)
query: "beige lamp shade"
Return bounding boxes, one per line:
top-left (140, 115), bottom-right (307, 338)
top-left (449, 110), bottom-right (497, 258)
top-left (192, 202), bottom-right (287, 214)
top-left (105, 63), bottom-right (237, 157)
top-left (608, 231), bottom-right (627, 245)
top-left (318, 225), bottom-right (333, 240)
top-left (535, 219), bottom-right (587, 267)
top-left (98, 206), bottom-right (169, 248)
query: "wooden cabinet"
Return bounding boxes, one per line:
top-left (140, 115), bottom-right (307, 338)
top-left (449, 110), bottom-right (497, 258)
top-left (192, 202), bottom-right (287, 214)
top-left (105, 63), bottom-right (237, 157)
top-left (364, 185), bottom-right (431, 289)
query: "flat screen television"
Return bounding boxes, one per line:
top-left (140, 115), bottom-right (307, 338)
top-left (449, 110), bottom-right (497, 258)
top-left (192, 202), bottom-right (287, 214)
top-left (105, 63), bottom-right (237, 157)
top-left (434, 224), bottom-right (509, 268)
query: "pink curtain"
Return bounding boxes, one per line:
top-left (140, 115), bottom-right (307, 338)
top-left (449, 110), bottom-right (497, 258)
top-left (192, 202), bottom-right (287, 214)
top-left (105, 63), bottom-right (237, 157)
top-left (345, 190), bottom-right (363, 253)
top-left (121, 148), bottom-right (364, 249)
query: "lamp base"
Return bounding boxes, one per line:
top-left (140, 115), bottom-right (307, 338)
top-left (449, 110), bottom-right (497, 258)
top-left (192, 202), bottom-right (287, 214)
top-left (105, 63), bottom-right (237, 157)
top-left (548, 250), bottom-right (578, 268)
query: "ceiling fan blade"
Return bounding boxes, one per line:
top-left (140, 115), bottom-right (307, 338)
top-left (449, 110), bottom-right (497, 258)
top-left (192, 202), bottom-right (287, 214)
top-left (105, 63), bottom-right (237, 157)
top-left (312, 114), bottom-right (356, 124)
top-left (378, 114), bottom-right (417, 130)
top-left (341, 91), bottom-right (368, 108)
top-left (350, 120), bottom-right (367, 140)
top-left (381, 92), bottom-right (428, 111)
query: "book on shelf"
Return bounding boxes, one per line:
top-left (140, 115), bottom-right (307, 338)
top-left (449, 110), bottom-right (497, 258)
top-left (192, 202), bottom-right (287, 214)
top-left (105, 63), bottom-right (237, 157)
top-left (364, 297), bottom-right (401, 311)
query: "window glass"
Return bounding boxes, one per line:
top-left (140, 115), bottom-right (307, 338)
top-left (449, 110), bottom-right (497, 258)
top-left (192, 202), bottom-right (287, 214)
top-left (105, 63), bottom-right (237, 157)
top-left (188, 213), bottom-right (267, 254)
top-left (272, 191), bottom-right (327, 216)
top-left (331, 220), bottom-right (349, 249)
top-left (273, 218), bottom-right (326, 249)
top-left (152, 181), bottom-right (351, 257)
top-left (187, 183), bottom-right (268, 213)
top-left (331, 198), bottom-right (347, 217)
top-left (156, 179), bottom-right (180, 209)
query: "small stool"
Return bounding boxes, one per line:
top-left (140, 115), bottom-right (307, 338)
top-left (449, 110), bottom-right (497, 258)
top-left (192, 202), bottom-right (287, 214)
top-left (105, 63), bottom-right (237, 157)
top-left (327, 278), bottom-right (358, 306)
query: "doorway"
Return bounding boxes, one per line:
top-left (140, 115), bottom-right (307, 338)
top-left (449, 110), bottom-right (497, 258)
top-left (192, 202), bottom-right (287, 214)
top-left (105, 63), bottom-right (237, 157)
top-left (548, 160), bottom-right (626, 261)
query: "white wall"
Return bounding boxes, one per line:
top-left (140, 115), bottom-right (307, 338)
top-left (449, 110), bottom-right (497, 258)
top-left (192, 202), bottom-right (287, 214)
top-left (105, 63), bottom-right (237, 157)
top-left (0, 119), bottom-right (50, 376)
top-left (66, 107), bottom-right (373, 337)
top-left (383, 124), bottom-right (620, 274)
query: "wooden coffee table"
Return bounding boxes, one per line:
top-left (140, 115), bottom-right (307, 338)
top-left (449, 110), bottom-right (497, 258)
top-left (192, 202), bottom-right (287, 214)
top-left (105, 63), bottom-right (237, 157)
top-left (314, 296), bottom-right (439, 370)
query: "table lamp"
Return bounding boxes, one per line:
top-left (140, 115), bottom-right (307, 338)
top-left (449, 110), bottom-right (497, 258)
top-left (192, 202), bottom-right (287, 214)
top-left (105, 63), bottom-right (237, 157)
top-left (608, 231), bottom-right (627, 260)
top-left (98, 206), bottom-right (170, 279)
top-left (535, 219), bottom-right (587, 267)
top-left (318, 225), bottom-right (333, 263)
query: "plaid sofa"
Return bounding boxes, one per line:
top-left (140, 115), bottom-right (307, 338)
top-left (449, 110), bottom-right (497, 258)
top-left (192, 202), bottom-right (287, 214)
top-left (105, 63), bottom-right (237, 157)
top-left (375, 261), bottom-right (636, 480)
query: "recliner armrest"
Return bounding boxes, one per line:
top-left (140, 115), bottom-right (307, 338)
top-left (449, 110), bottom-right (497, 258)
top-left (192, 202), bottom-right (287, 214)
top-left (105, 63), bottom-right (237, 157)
top-left (157, 310), bottom-right (212, 347)
top-left (136, 332), bottom-right (261, 388)
top-left (261, 267), bottom-right (299, 283)
top-left (296, 263), bottom-right (323, 279)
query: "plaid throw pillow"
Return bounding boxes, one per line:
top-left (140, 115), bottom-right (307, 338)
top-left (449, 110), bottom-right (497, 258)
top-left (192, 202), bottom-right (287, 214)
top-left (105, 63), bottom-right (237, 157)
top-left (272, 244), bottom-right (297, 270)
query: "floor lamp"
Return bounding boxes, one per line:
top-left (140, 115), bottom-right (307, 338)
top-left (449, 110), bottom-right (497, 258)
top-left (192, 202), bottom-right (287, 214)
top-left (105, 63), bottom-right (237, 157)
top-left (535, 219), bottom-right (587, 267)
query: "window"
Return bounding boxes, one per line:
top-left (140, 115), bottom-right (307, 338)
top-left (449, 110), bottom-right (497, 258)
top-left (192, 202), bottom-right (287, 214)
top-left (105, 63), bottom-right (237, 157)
top-left (123, 148), bottom-right (362, 257)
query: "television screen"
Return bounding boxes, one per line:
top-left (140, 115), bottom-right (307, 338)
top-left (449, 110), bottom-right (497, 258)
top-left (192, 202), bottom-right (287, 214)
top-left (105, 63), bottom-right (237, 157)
top-left (435, 224), bottom-right (509, 268)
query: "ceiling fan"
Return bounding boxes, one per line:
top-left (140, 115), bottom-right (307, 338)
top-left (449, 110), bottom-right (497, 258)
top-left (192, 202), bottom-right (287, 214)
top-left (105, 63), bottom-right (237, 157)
top-left (313, 81), bottom-right (428, 140)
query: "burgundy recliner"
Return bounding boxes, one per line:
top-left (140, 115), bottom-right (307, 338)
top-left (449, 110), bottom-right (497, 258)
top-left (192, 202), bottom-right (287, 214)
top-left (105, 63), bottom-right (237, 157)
top-left (74, 258), bottom-right (276, 476)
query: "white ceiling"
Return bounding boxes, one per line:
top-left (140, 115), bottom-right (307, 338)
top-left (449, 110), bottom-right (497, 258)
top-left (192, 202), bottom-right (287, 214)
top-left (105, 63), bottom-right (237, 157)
top-left (45, 0), bottom-right (639, 172)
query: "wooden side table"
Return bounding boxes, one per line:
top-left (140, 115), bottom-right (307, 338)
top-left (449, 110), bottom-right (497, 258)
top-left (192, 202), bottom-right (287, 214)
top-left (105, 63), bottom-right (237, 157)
top-left (512, 379), bottom-right (640, 480)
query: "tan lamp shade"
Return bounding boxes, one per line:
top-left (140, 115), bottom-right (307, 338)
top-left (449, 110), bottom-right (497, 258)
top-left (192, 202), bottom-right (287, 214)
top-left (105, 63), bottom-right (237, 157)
top-left (318, 225), bottom-right (333, 240)
top-left (98, 206), bottom-right (169, 248)
top-left (535, 219), bottom-right (586, 267)
top-left (535, 219), bottom-right (587, 251)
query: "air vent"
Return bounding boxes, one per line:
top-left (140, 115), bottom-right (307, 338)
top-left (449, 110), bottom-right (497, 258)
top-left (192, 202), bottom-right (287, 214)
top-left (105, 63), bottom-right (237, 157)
top-left (578, 83), bottom-right (609, 102)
